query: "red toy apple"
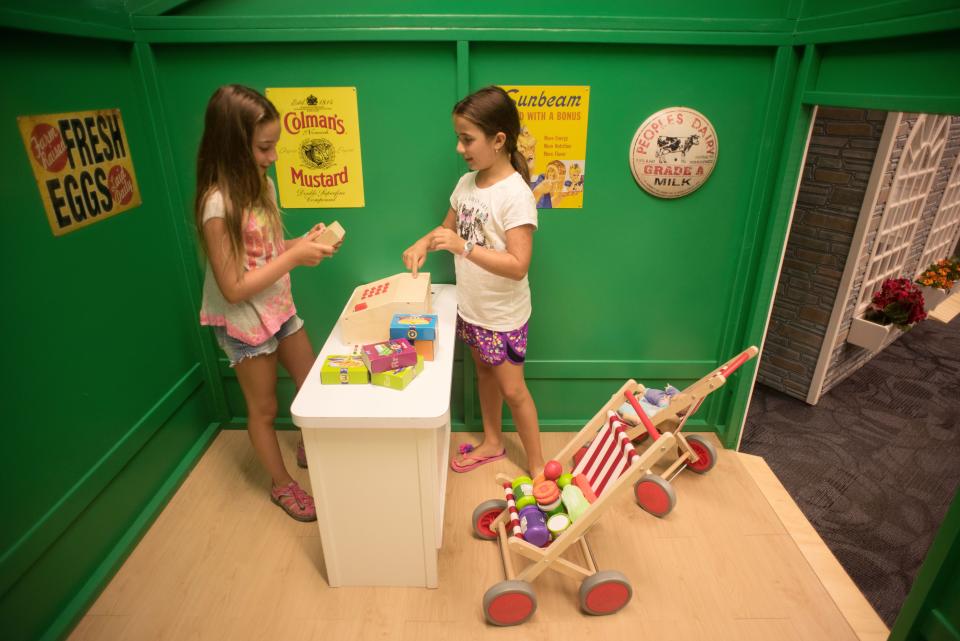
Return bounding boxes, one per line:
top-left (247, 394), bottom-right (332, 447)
top-left (544, 459), bottom-right (563, 481)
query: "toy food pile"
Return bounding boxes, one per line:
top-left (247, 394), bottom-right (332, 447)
top-left (510, 459), bottom-right (594, 548)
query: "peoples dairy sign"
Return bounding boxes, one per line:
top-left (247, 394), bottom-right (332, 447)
top-left (629, 106), bottom-right (718, 199)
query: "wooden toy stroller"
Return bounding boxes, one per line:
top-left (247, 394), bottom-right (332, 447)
top-left (613, 346), bottom-right (759, 518)
top-left (470, 380), bottom-right (680, 626)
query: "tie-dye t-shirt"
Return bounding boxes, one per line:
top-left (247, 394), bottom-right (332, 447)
top-left (199, 179), bottom-right (296, 346)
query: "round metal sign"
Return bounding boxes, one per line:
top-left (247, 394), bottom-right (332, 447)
top-left (629, 106), bottom-right (718, 198)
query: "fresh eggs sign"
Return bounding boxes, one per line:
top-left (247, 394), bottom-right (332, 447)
top-left (18, 109), bottom-right (140, 236)
top-left (629, 106), bottom-right (718, 199)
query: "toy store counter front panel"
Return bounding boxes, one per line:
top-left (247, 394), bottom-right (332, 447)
top-left (292, 276), bottom-right (456, 588)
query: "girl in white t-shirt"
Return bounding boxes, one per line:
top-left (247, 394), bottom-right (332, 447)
top-left (402, 86), bottom-right (545, 477)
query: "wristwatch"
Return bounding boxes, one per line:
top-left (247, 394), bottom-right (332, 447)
top-left (462, 240), bottom-right (475, 257)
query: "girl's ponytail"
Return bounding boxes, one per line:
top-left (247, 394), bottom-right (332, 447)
top-left (510, 148), bottom-right (530, 186)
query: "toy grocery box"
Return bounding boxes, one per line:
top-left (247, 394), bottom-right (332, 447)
top-left (361, 338), bottom-right (418, 374)
top-left (390, 313), bottom-right (437, 361)
top-left (320, 355), bottom-right (369, 385)
top-left (371, 355), bottom-right (424, 390)
top-left (389, 313), bottom-right (437, 342)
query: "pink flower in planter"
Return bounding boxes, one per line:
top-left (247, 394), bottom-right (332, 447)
top-left (864, 278), bottom-right (927, 328)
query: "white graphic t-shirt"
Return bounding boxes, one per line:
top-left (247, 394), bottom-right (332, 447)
top-left (449, 171), bottom-right (538, 331)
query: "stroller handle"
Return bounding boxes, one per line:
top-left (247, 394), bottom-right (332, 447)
top-left (719, 346), bottom-right (758, 377)
top-left (624, 390), bottom-right (661, 441)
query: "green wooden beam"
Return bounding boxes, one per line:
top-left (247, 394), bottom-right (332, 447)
top-left (126, 0), bottom-right (198, 16)
top-left (795, 1), bottom-right (960, 43)
top-left (127, 14), bottom-right (793, 45)
top-left (803, 90), bottom-right (960, 116)
top-left (0, 8), bottom-right (134, 41)
top-left (131, 41), bottom-right (230, 421)
top-left (710, 44), bottom-right (801, 442)
top-left (726, 44), bottom-right (819, 449)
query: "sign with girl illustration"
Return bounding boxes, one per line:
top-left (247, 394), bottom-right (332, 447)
top-left (500, 85), bottom-right (590, 209)
top-left (265, 86), bottom-right (365, 208)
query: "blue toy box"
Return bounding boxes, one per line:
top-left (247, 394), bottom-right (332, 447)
top-left (389, 313), bottom-right (438, 342)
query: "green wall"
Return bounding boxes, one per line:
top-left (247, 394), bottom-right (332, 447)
top-left (0, 27), bottom-right (220, 641)
top-left (1, 1), bottom-right (959, 640)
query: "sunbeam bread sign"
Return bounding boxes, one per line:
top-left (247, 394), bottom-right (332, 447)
top-left (18, 109), bottom-right (141, 236)
top-left (629, 106), bottom-right (718, 198)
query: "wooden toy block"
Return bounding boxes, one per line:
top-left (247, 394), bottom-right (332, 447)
top-left (340, 272), bottom-right (432, 344)
top-left (317, 220), bottom-right (345, 246)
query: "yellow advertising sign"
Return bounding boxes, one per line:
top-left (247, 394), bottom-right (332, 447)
top-left (266, 87), bottom-right (365, 208)
top-left (18, 109), bottom-right (141, 236)
top-left (501, 85), bottom-right (590, 209)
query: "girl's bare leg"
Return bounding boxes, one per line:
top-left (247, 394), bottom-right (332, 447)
top-left (234, 352), bottom-right (293, 487)
top-left (491, 361), bottom-right (545, 477)
top-left (453, 348), bottom-right (506, 464)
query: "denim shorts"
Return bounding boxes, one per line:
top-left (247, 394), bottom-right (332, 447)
top-left (212, 315), bottom-right (304, 367)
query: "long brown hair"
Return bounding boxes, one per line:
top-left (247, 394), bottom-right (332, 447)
top-left (452, 86), bottom-right (530, 185)
top-left (194, 84), bottom-right (281, 268)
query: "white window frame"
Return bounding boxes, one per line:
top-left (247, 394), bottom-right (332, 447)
top-left (917, 150), bottom-right (960, 271)
top-left (855, 114), bottom-right (950, 316)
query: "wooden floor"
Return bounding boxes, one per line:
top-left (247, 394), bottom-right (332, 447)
top-left (68, 431), bottom-right (889, 641)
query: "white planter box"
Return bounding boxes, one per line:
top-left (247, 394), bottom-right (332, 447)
top-left (847, 316), bottom-right (901, 351)
top-left (918, 285), bottom-right (951, 311)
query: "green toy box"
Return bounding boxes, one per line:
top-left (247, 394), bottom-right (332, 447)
top-left (370, 354), bottom-right (424, 391)
top-left (320, 355), bottom-right (369, 385)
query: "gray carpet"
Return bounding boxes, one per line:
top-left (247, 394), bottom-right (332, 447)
top-left (740, 316), bottom-right (960, 627)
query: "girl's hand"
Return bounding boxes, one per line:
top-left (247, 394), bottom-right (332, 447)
top-left (402, 238), bottom-right (430, 277)
top-left (308, 222), bottom-right (344, 252)
top-left (293, 229), bottom-right (335, 266)
top-left (428, 227), bottom-right (465, 256)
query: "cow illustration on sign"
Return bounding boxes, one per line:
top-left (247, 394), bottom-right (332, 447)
top-left (656, 134), bottom-right (700, 162)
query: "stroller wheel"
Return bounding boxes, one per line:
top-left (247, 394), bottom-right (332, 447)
top-left (685, 434), bottom-right (718, 474)
top-left (634, 473), bottom-right (676, 517)
top-left (483, 580), bottom-right (537, 626)
top-left (580, 570), bottom-right (632, 615)
top-left (472, 499), bottom-right (507, 540)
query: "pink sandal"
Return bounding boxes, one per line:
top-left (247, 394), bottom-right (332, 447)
top-left (450, 443), bottom-right (507, 473)
top-left (271, 481), bottom-right (316, 522)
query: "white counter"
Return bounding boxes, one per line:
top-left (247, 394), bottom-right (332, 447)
top-left (291, 283), bottom-right (457, 587)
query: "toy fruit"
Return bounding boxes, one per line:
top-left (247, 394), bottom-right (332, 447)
top-left (544, 459), bottom-right (563, 481)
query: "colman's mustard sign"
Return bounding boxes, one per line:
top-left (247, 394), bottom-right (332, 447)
top-left (18, 109), bottom-right (141, 236)
top-left (266, 87), bottom-right (365, 208)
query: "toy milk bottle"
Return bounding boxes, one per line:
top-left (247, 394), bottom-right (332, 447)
top-left (518, 505), bottom-right (549, 547)
top-left (561, 484), bottom-right (589, 522)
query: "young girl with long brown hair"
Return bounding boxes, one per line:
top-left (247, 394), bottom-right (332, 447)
top-left (402, 85), bottom-right (546, 477)
top-left (196, 84), bottom-right (340, 521)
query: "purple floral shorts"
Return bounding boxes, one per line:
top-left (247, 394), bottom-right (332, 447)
top-left (456, 315), bottom-right (528, 366)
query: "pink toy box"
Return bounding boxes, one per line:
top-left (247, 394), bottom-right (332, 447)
top-left (361, 338), bottom-right (418, 374)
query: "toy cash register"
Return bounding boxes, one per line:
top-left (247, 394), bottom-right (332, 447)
top-left (339, 272), bottom-right (432, 344)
